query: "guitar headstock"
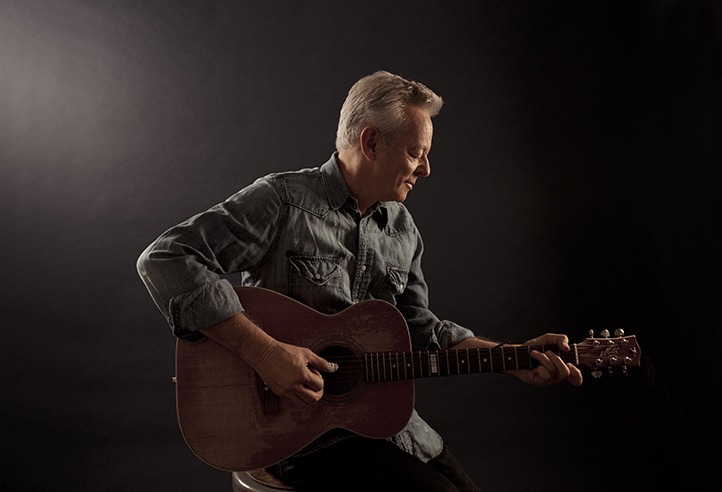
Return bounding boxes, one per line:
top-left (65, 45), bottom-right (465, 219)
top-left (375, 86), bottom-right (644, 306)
top-left (574, 329), bottom-right (641, 378)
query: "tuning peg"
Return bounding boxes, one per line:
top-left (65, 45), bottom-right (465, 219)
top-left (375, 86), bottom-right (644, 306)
top-left (614, 328), bottom-right (625, 337)
top-left (601, 329), bottom-right (610, 338)
top-left (588, 330), bottom-right (595, 338)
top-left (591, 369), bottom-right (602, 379)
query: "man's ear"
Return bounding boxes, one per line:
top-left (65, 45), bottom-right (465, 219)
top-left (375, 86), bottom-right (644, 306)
top-left (360, 126), bottom-right (382, 161)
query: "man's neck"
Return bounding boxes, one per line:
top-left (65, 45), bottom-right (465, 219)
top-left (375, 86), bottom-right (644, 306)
top-left (336, 150), bottom-right (375, 216)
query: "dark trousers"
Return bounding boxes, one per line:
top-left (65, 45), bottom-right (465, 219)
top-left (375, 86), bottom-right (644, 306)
top-left (271, 437), bottom-right (481, 492)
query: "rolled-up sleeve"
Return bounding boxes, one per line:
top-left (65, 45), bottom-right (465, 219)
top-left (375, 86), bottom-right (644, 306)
top-left (136, 177), bottom-right (282, 341)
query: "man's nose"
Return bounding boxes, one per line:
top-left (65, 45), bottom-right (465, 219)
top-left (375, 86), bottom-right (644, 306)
top-left (416, 156), bottom-right (430, 177)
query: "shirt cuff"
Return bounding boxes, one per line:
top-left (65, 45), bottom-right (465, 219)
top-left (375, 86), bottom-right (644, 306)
top-left (437, 320), bottom-right (476, 350)
top-left (169, 279), bottom-right (243, 342)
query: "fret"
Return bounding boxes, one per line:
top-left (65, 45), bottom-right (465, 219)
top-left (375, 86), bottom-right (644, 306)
top-left (476, 348), bottom-right (482, 374)
top-left (446, 350), bottom-right (451, 376)
top-left (488, 347), bottom-right (494, 372)
top-left (429, 353), bottom-right (439, 375)
top-left (465, 348), bottom-right (471, 374)
top-left (513, 346), bottom-right (519, 370)
top-left (378, 353), bottom-right (382, 381)
top-left (367, 353), bottom-right (372, 382)
top-left (371, 353), bottom-right (381, 381)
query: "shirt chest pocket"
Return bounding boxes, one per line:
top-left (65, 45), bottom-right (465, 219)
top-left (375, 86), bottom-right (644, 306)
top-left (374, 265), bottom-right (409, 303)
top-left (385, 266), bottom-right (409, 294)
top-left (288, 255), bottom-right (342, 285)
top-left (287, 255), bottom-right (346, 312)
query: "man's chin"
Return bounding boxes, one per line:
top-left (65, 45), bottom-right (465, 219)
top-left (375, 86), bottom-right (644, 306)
top-left (383, 190), bottom-right (410, 203)
top-left (393, 191), bottom-right (409, 203)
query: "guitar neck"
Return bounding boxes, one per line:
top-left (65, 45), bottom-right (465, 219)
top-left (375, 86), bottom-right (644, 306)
top-left (364, 345), bottom-right (577, 382)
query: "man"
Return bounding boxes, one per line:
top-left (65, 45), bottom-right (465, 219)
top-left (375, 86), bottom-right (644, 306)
top-left (137, 71), bottom-right (582, 492)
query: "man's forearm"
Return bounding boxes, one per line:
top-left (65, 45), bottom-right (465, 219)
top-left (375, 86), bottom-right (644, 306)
top-left (199, 312), bottom-right (277, 370)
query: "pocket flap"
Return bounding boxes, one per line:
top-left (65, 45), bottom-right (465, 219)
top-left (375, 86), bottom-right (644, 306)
top-left (288, 256), bottom-right (342, 285)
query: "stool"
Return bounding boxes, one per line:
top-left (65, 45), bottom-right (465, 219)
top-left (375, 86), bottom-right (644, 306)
top-left (232, 469), bottom-right (297, 491)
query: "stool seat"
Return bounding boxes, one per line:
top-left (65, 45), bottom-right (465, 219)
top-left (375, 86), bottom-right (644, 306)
top-left (232, 468), bottom-right (297, 491)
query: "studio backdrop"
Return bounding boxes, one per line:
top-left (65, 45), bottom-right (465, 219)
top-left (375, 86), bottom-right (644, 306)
top-left (1, 1), bottom-right (720, 491)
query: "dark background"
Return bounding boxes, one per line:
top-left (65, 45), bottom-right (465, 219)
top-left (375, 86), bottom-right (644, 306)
top-left (1, 1), bottom-right (720, 490)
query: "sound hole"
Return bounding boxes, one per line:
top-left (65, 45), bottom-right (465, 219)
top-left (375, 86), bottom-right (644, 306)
top-left (318, 345), bottom-right (363, 399)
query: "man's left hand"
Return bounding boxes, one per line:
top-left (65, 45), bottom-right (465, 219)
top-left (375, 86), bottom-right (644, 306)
top-left (506, 333), bottom-right (583, 387)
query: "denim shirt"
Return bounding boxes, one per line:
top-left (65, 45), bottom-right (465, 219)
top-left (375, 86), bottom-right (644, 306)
top-left (137, 154), bottom-right (475, 463)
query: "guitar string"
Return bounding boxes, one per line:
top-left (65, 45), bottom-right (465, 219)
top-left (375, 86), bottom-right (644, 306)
top-left (318, 345), bottom-right (569, 364)
top-left (314, 345), bottom-right (607, 384)
top-left (313, 345), bottom-right (575, 382)
top-left (314, 345), bottom-right (584, 382)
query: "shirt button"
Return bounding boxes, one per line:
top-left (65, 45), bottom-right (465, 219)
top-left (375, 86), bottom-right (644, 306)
top-left (315, 273), bottom-right (321, 279)
top-left (361, 265), bottom-right (367, 271)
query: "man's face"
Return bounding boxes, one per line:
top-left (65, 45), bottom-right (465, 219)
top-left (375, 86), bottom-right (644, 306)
top-left (372, 105), bottom-right (433, 204)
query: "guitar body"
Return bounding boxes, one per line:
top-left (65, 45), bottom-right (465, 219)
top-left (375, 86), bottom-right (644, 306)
top-left (175, 286), bottom-right (414, 471)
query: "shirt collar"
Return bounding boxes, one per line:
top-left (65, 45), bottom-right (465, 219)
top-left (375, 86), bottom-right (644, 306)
top-left (320, 153), bottom-right (388, 217)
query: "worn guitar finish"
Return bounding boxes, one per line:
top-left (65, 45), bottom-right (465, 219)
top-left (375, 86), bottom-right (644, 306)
top-left (175, 286), bottom-right (641, 471)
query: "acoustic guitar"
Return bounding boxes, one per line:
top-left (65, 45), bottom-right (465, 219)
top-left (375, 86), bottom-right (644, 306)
top-left (174, 286), bottom-right (641, 471)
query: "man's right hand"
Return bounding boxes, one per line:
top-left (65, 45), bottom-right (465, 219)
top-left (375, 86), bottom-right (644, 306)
top-left (199, 312), bottom-right (335, 408)
top-left (254, 339), bottom-right (334, 407)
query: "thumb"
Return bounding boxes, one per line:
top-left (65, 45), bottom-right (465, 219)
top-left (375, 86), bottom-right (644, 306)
top-left (308, 353), bottom-right (338, 373)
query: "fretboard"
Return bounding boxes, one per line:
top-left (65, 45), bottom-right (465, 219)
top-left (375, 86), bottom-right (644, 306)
top-left (364, 344), bottom-right (579, 382)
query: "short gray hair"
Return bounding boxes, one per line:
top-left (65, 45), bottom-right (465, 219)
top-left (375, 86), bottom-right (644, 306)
top-left (335, 71), bottom-right (443, 151)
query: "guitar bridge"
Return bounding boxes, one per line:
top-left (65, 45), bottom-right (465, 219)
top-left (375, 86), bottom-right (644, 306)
top-left (256, 373), bottom-right (280, 415)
